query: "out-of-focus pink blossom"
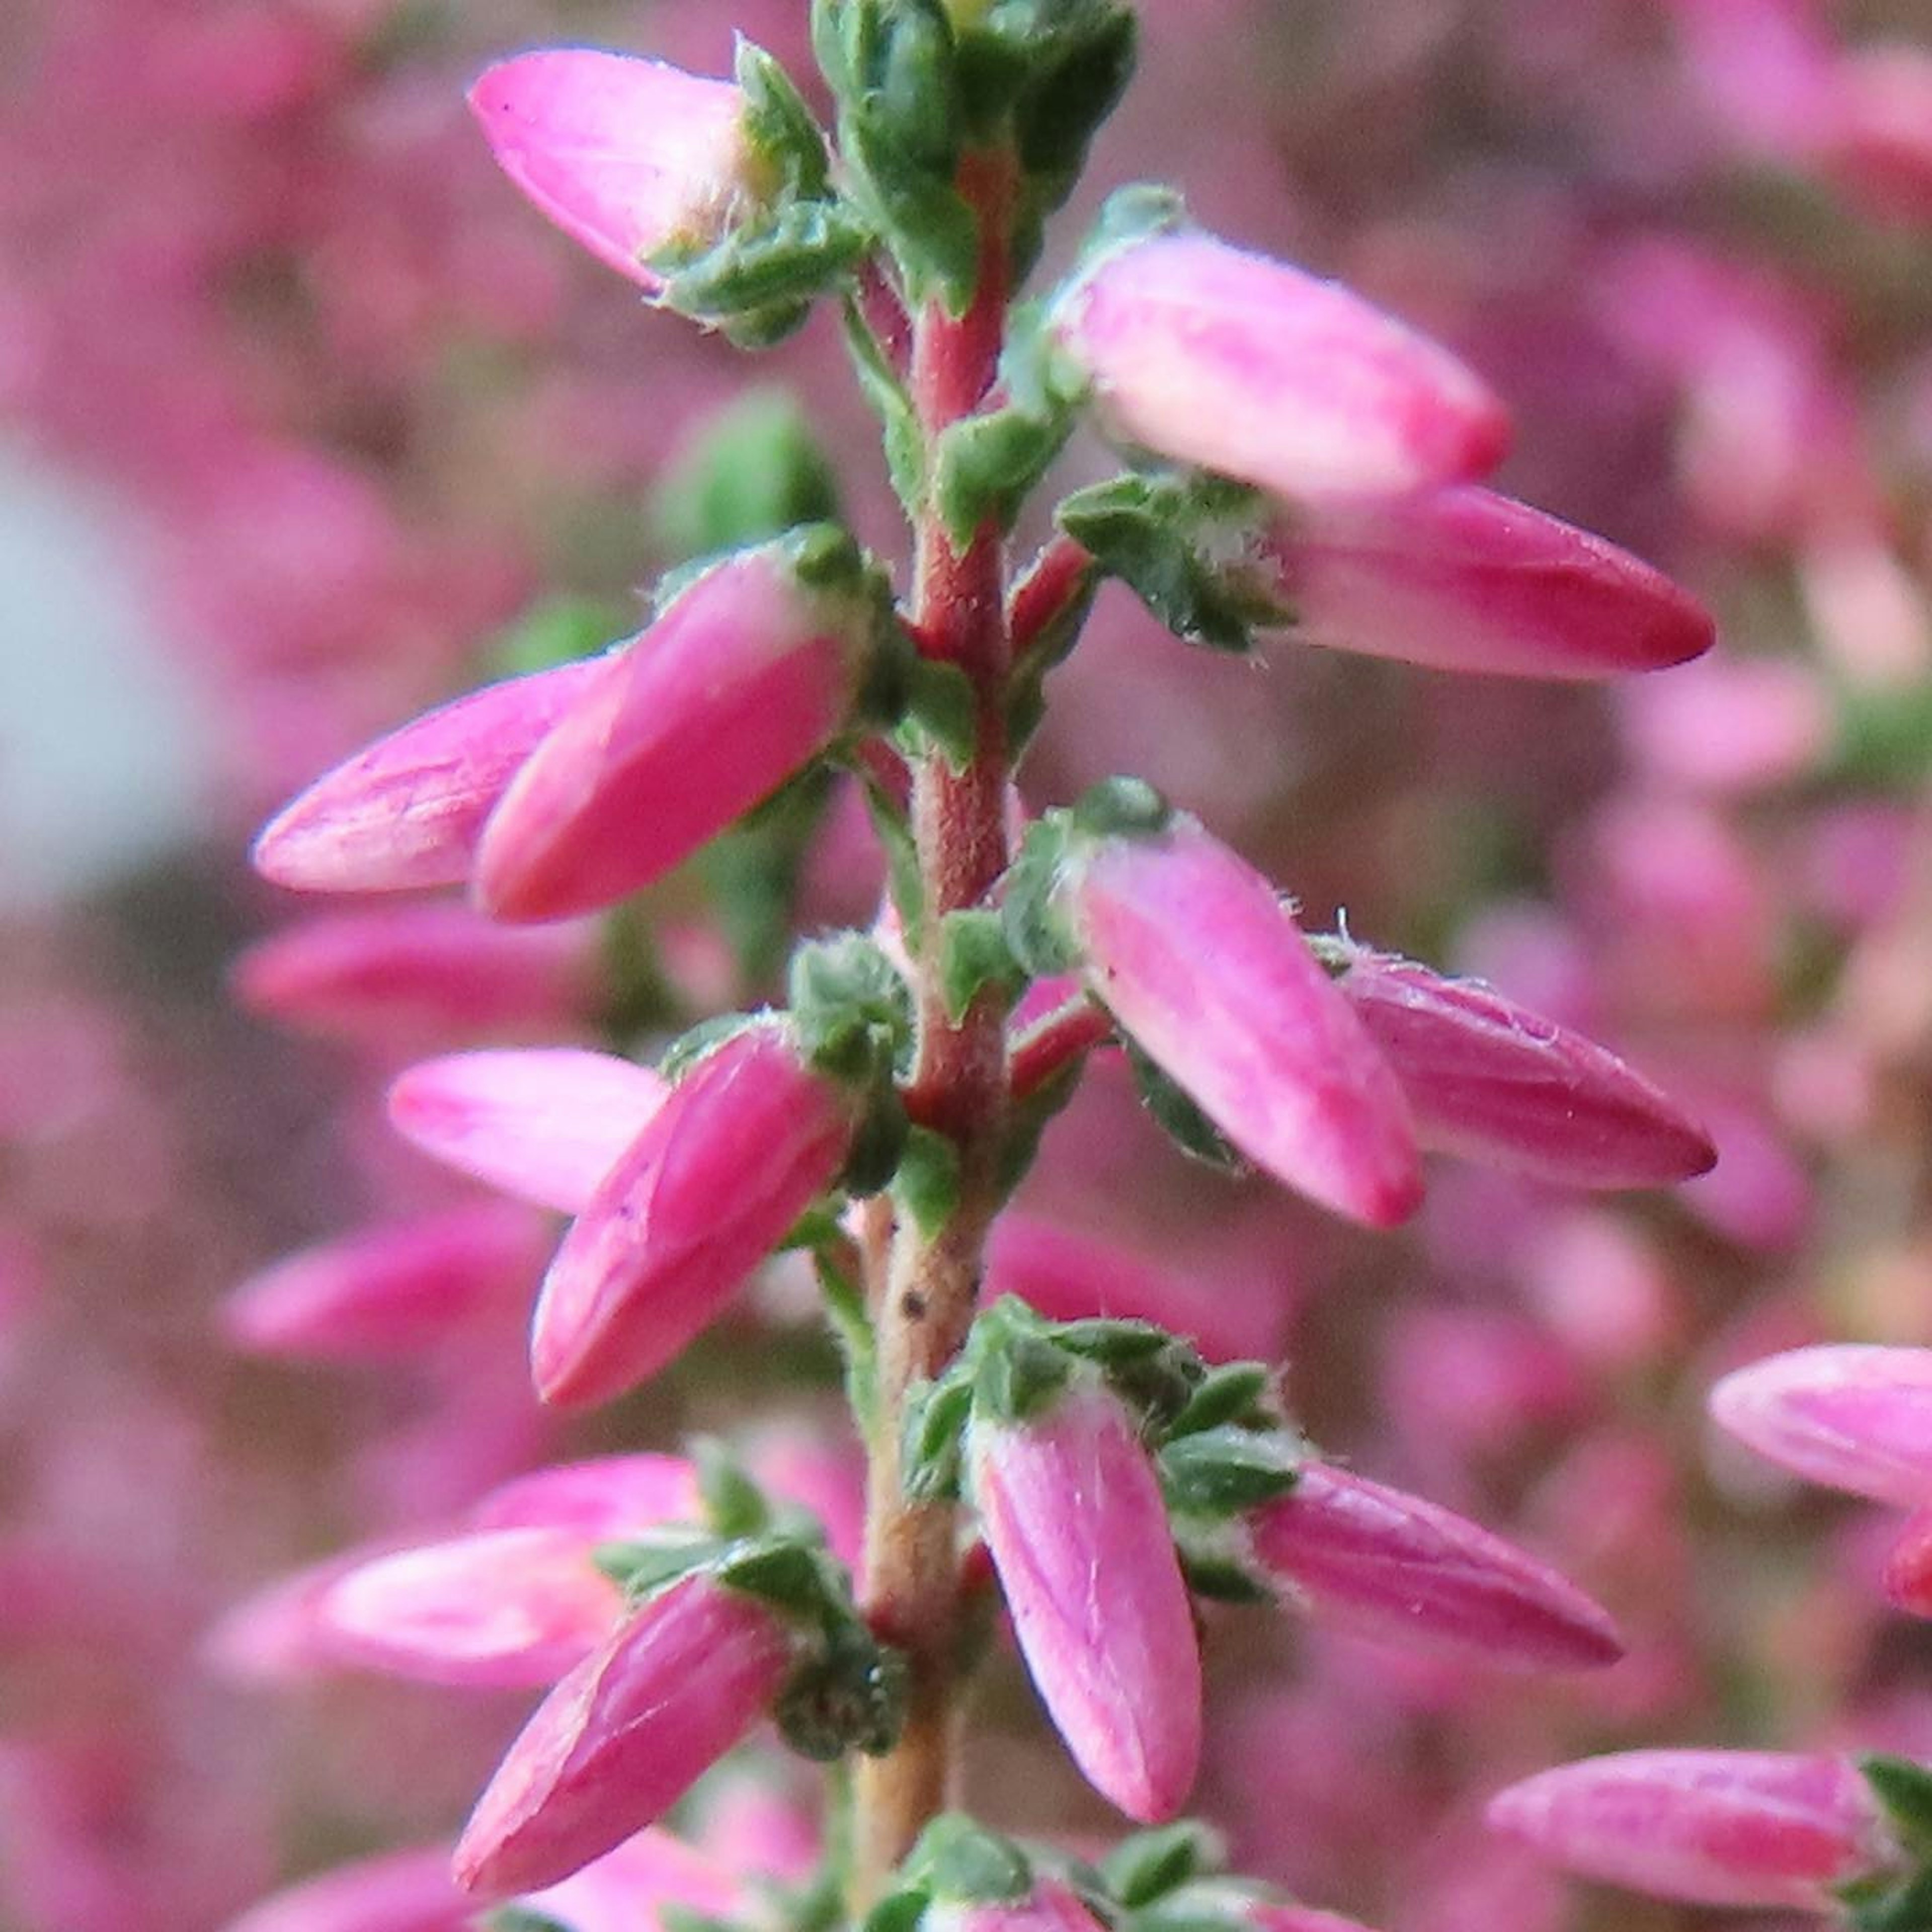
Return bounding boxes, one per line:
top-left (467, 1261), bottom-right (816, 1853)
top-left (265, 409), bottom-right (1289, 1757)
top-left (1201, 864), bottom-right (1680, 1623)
top-left (1258, 486), bottom-right (1714, 680)
top-left (1882, 1507), bottom-right (1932, 1618)
top-left (1819, 46), bottom-right (1932, 225)
top-left (453, 1572), bottom-right (795, 1900)
top-left (469, 1454), bottom-right (701, 1537)
top-left (475, 543), bottom-right (875, 923)
top-left (387, 1049), bottom-right (668, 1214)
top-left (231, 905), bottom-right (599, 1045)
top-left (1619, 656), bottom-right (1828, 795)
top-left (220, 1844), bottom-right (470, 1932)
top-left (968, 1377), bottom-right (1201, 1822)
top-left (468, 51), bottom-right (761, 293)
top-left (512, 1826), bottom-right (745, 1932)
top-left (1052, 229), bottom-right (1509, 499)
top-left (530, 1026), bottom-right (855, 1407)
top-left (220, 1204), bottom-right (548, 1363)
top-left (1061, 811), bottom-right (1421, 1227)
top-left (1710, 1345), bottom-right (1932, 1506)
top-left (1335, 953), bottom-right (1715, 1189)
top-left (252, 656), bottom-right (613, 895)
top-left (1250, 1463), bottom-right (1624, 1671)
top-left (1486, 1750), bottom-right (1900, 1909)
top-left (317, 1527), bottom-right (621, 1687)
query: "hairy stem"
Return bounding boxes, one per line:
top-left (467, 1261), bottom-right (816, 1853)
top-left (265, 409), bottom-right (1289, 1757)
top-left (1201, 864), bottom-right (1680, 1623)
top-left (852, 151), bottom-right (1015, 1907)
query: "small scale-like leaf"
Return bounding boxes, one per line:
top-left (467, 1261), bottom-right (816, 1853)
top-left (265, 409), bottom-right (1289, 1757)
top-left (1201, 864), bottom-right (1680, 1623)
top-left (1160, 1426), bottom-right (1300, 1515)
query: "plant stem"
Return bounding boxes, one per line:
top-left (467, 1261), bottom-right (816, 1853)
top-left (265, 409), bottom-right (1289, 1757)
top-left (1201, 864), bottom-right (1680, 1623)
top-left (852, 151), bottom-right (1015, 1909)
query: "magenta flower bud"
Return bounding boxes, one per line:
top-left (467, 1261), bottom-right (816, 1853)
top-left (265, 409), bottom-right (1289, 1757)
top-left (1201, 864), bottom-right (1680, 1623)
top-left (469, 50), bottom-right (766, 293)
top-left (1486, 1750), bottom-right (1901, 1909)
top-left (969, 1377), bottom-right (1201, 1822)
top-left (231, 905), bottom-right (597, 1045)
top-left (530, 1024), bottom-right (856, 1407)
top-left (1882, 1507), bottom-right (1932, 1618)
top-left (388, 1049), bottom-right (668, 1215)
top-left (1334, 952), bottom-right (1716, 1190)
top-left (928, 1879), bottom-right (1112, 1932)
top-left (452, 1571), bottom-right (796, 1900)
top-left (470, 1454), bottom-right (701, 1536)
top-left (1255, 486), bottom-right (1715, 679)
top-left (221, 1844), bottom-right (472, 1932)
top-left (318, 1527), bottom-right (622, 1687)
top-left (220, 1203), bottom-right (548, 1362)
top-left (252, 655), bottom-right (612, 894)
top-left (513, 1827), bottom-right (744, 1932)
top-left (476, 541), bottom-right (878, 923)
top-left (1061, 812), bottom-right (1421, 1227)
top-left (1708, 1345), bottom-right (1932, 1506)
top-left (1052, 230), bottom-right (1509, 500)
top-left (1250, 1463), bottom-right (1623, 1671)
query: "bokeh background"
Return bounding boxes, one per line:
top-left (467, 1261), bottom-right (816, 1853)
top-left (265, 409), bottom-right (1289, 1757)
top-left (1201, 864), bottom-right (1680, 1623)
top-left (5, 1), bottom-right (1932, 1926)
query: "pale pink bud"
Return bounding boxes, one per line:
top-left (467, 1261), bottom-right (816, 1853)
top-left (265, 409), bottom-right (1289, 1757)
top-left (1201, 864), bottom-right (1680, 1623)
top-left (929, 1880), bottom-right (1112, 1932)
top-left (1486, 1750), bottom-right (1900, 1909)
top-left (204, 1541), bottom-right (417, 1683)
top-left (252, 656), bottom-right (611, 894)
top-left (221, 1844), bottom-right (471, 1932)
top-left (318, 1527), bottom-right (621, 1687)
top-left (388, 1049), bottom-right (668, 1215)
top-left (514, 1827), bottom-right (745, 1932)
top-left (1250, 1463), bottom-right (1623, 1670)
top-left (1709, 1345), bottom-right (1932, 1505)
top-left (470, 1454), bottom-right (701, 1536)
top-left (220, 1203), bottom-right (548, 1362)
top-left (1820, 46), bottom-right (1932, 226)
top-left (1062, 814), bottom-right (1421, 1227)
top-left (231, 905), bottom-right (597, 1044)
top-left (476, 544), bottom-right (873, 923)
top-left (1052, 231), bottom-right (1509, 500)
top-left (469, 50), bottom-right (764, 293)
top-left (1256, 487), bottom-right (1714, 679)
top-left (530, 1025), bottom-right (855, 1407)
top-left (968, 1378), bottom-right (1201, 1822)
top-left (453, 1572), bottom-right (795, 1900)
top-left (1335, 953), bottom-right (1716, 1189)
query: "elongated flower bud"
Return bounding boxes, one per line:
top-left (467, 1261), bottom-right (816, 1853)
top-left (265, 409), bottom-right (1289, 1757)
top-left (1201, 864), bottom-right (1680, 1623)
top-left (231, 905), bottom-right (597, 1044)
top-left (469, 1454), bottom-right (701, 1536)
top-left (1708, 1345), bottom-right (1932, 1506)
top-left (453, 1572), bottom-right (795, 1900)
top-left (318, 1527), bottom-right (621, 1687)
top-left (530, 1025), bottom-right (855, 1407)
top-left (1486, 1751), bottom-right (1901, 1909)
top-left (1052, 230), bottom-right (1508, 500)
top-left (969, 1378), bottom-right (1201, 1822)
top-left (221, 1844), bottom-right (471, 1932)
top-left (1256, 486), bottom-right (1716, 679)
top-left (476, 539), bottom-right (880, 922)
top-left (1335, 953), bottom-right (1716, 1189)
top-left (220, 1204), bottom-right (548, 1362)
top-left (469, 50), bottom-right (766, 292)
top-left (1060, 811), bottom-right (1420, 1227)
top-left (513, 1827), bottom-right (744, 1932)
top-left (927, 1879), bottom-right (1112, 1932)
top-left (388, 1049), bottom-right (668, 1214)
top-left (1250, 1463), bottom-right (1623, 1670)
top-left (252, 656), bottom-right (612, 894)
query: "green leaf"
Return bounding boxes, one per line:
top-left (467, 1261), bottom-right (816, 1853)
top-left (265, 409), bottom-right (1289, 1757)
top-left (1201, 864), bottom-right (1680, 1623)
top-left (977, 1330), bottom-right (1073, 1425)
top-left (487, 1910), bottom-right (575, 1932)
top-left (716, 1536), bottom-right (829, 1614)
top-left (1100, 1822), bottom-right (1224, 1908)
top-left (1844, 1868), bottom-right (1932, 1932)
top-left (1069, 774), bottom-right (1171, 839)
top-left (1863, 1755), bottom-right (1932, 1858)
top-left (932, 404), bottom-right (1073, 548)
top-left (900, 657), bottom-right (981, 770)
top-left (1167, 1363), bottom-right (1274, 1438)
top-left (594, 1532), bottom-right (726, 1596)
top-left (896, 1125), bottom-right (963, 1240)
top-left (857, 767), bottom-right (926, 947)
top-left (658, 1012), bottom-right (768, 1084)
top-left (815, 1239), bottom-right (878, 1431)
top-left (938, 910), bottom-right (1026, 1023)
top-left (651, 389), bottom-right (841, 564)
top-left (902, 1373), bottom-right (975, 1501)
top-left (910, 1814), bottom-right (1033, 1903)
top-left (1159, 1426), bottom-right (1300, 1515)
top-left (842, 297), bottom-right (926, 516)
top-left (658, 200), bottom-right (872, 324)
top-left (776, 1621), bottom-right (910, 1759)
top-left (738, 39), bottom-right (833, 199)
top-left (1125, 1040), bottom-right (1248, 1175)
top-left (487, 595), bottom-right (626, 679)
top-left (788, 934), bottom-right (915, 1083)
top-left (693, 1438), bottom-right (773, 1540)
top-left (999, 814), bottom-right (1078, 978)
top-left (840, 1085), bottom-right (911, 1197)
top-left (864, 1889), bottom-right (933, 1932)
top-left (1051, 1317), bottom-right (1172, 1365)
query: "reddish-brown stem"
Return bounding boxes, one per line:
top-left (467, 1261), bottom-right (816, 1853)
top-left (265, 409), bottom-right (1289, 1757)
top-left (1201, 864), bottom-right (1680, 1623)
top-left (852, 150), bottom-right (1016, 1906)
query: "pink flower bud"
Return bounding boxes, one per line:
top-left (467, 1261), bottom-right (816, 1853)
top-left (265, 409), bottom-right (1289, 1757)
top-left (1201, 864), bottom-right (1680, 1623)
top-left (1882, 1507), bottom-right (1932, 1617)
top-left (388, 1049), bottom-right (668, 1215)
top-left (1052, 230), bottom-right (1509, 500)
top-left (469, 50), bottom-right (764, 292)
top-left (318, 1527), bottom-right (622, 1687)
top-left (1255, 486), bottom-right (1715, 679)
top-left (513, 1827), bottom-right (745, 1932)
top-left (1062, 813), bottom-right (1421, 1227)
top-left (1486, 1750), bottom-right (1901, 1909)
top-left (969, 1378), bottom-right (1201, 1822)
top-left (1239, 1907), bottom-right (1385, 1932)
top-left (530, 1025), bottom-right (855, 1407)
top-left (1708, 1345), bottom-right (1932, 1506)
top-left (928, 1879), bottom-right (1112, 1932)
top-left (231, 905), bottom-right (598, 1045)
top-left (252, 656), bottom-right (611, 894)
top-left (220, 1204), bottom-right (548, 1362)
top-left (475, 544), bottom-right (874, 923)
top-left (470, 1454), bottom-right (702, 1536)
top-left (1250, 1463), bottom-right (1623, 1671)
top-left (221, 1844), bottom-right (471, 1932)
top-left (453, 1572), bottom-right (795, 1900)
top-left (1335, 953), bottom-right (1716, 1190)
